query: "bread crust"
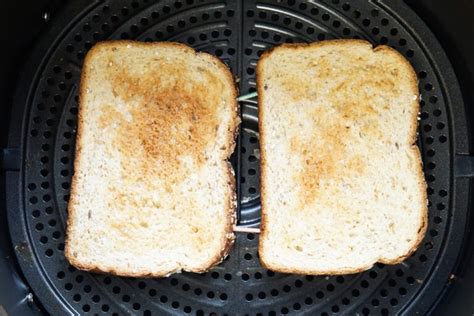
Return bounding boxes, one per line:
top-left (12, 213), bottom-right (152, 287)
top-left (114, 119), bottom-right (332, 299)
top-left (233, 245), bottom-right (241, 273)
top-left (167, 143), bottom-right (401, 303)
top-left (65, 40), bottom-right (239, 277)
top-left (257, 39), bottom-right (428, 275)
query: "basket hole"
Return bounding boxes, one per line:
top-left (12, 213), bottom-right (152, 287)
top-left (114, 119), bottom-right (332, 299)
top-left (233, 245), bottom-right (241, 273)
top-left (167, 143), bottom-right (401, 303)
top-left (147, 288), bottom-right (156, 296)
top-left (73, 294), bottom-right (81, 302)
top-left (399, 287), bottom-right (408, 296)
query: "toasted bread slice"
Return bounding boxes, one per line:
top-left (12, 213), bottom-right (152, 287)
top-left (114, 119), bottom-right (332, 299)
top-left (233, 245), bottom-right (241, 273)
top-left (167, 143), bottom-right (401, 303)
top-left (257, 39), bottom-right (427, 275)
top-left (65, 41), bottom-right (239, 277)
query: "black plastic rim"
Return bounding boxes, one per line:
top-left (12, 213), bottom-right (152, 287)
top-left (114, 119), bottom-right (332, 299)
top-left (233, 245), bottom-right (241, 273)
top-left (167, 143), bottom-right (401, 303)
top-left (5, 0), bottom-right (469, 315)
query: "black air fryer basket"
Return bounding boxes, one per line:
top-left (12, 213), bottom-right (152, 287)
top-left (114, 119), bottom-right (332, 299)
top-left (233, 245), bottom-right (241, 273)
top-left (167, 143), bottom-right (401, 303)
top-left (1, 0), bottom-right (474, 315)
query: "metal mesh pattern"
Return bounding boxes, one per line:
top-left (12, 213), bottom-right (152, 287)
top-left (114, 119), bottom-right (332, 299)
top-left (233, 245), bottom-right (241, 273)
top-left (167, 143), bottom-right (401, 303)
top-left (8, 0), bottom-right (463, 315)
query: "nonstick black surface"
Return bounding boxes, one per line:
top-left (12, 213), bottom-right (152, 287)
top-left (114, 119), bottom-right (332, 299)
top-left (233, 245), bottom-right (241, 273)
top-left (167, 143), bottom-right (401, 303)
top-left (1, 0), bottom-right (474, 315)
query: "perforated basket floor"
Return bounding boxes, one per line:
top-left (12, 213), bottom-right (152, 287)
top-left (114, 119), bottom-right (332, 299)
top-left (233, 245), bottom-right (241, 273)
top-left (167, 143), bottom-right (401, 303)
top-left (5, 0), bottom-right (470, 315)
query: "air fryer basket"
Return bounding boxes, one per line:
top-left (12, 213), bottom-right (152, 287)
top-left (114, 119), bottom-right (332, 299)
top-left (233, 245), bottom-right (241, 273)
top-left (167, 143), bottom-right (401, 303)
top-left (4, 0), bottom-right (470, 315)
